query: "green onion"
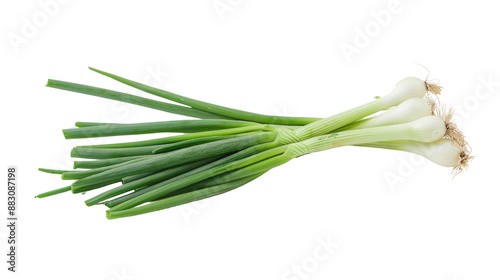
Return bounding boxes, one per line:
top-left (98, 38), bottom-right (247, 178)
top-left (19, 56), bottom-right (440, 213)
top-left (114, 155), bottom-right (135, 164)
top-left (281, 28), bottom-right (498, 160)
top-left (38, 68), bottom-right (471, 220)
top-left (106, 116), bottom-right (447, 218)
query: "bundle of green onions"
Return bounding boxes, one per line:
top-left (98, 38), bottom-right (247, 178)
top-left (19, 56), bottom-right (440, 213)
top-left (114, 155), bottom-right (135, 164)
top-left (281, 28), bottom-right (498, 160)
top-left (37, 68), bottom-right (472, 219)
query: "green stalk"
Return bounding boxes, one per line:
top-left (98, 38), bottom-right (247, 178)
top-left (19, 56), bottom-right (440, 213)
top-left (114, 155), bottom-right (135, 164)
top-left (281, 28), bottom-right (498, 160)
top-left (89, 67), bottom-right (320, 125)
top-left (71, 145), bottom-right (164, 159)
top-left (151, 132), bottom-right (264, 154)
top-left (105, 122), bottom-right (437, 216)
top-left (121, 172), bottom-right (157, 184)
top-left (62, 157), bottom-right (150, 180)
top-left (159, 168), bottom-right (269, 199)
top-left (46, 79), bottom-right (231, 120)
top-left (70, 134), bottom-right (256, 159)
top-left (104, 189), bottom-right (143, 208)
top-left (72, 177), bottom-right (124, 193)
top-left (71, 133), bottom-right (278, 193)
top-left (103, 141), bottom-right (281, 208)
top-left (35, 186), bottom-right (72, 198)
top-left (85, 157), bottom-right (218, 206)
top-left (39, 168), bottom-right (72, 175)
top-left (107, 145), bottom-right (289, 212)
top-left (80, 125), bottom-right (271, 148)
top-left (73, 156), bottom-right (144, 169)
top-left (75, 122), bottom-right (120, 127)
top-left (107, 172), bottom-right (266, 219)
top-left (63, 119), bottom-right (258, 139)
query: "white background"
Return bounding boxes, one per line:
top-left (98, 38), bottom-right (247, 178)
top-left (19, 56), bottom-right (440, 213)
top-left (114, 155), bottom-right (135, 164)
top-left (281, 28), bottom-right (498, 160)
top-left (1, 1), bottom-right (499, 279)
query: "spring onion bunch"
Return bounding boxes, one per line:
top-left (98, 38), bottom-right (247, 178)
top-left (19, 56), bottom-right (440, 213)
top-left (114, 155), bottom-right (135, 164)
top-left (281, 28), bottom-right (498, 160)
top-left (37, 68), bottom-right (472, 219)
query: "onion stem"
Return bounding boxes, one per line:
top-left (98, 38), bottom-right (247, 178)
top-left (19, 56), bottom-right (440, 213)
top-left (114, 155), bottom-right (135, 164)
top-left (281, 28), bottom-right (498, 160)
top-left (63, 119), bottom-right (259, 139)
top-left (35, 186), bottom-right (72, 198)
top-left (46, 79), bottom-right (230, 119)
top-left (73, 156), bottom-right (145, 169)
top-left (84, 157), bottom-right (218, 206)
top-left (71, 133), bottom-right (278, 192)
top-left (89, 67), bottom-right (320, 125)
top-left (38, 70), bottom-right (470, 220)
top-left (80, 125), bottom-right (272, 148)
top-left (107, 172), bottom-right (265, 219)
